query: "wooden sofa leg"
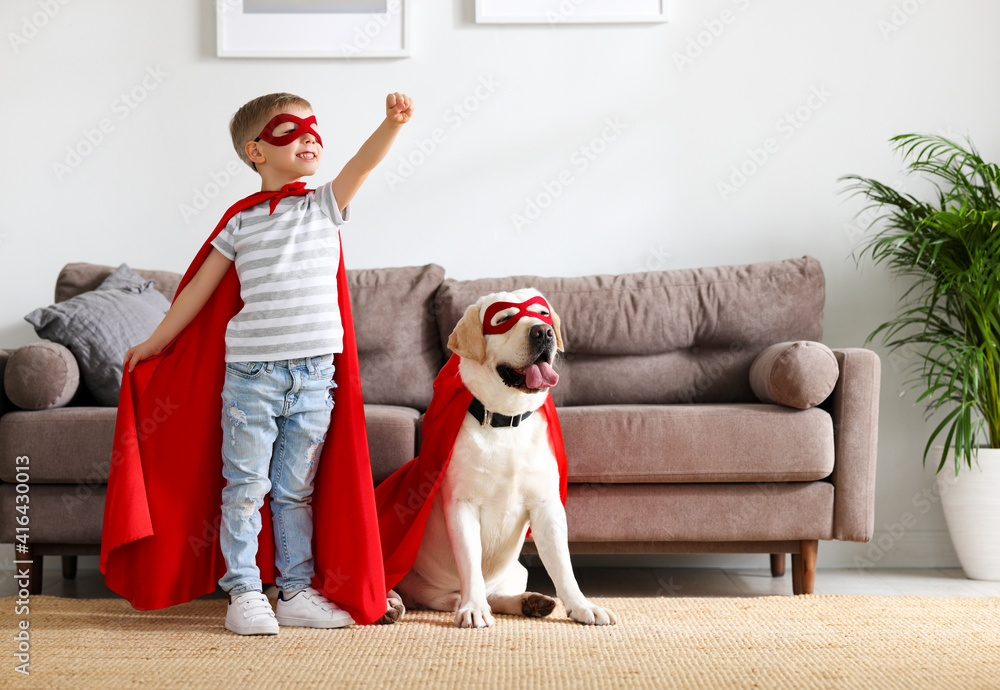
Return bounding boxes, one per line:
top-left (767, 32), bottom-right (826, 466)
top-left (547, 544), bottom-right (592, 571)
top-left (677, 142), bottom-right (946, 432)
top-left (770, 554), bottom-right (785, 577)
top-left (791, 540), bottom-right (818, 595)
top-left (62, 555), bottom-right (78, 580)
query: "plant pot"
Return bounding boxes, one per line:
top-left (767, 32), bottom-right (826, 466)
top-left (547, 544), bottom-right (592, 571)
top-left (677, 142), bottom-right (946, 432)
top-left (934, 447), bottom-right (1000, 581)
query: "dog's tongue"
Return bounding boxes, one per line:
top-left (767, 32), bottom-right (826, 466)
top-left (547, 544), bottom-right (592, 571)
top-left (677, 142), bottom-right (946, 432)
top-left (524, 361), bottom-right (559, 389)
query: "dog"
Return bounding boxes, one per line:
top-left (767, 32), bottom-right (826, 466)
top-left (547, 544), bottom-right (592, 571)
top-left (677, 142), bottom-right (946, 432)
top-left (394, 288), bottom-right (617, 628)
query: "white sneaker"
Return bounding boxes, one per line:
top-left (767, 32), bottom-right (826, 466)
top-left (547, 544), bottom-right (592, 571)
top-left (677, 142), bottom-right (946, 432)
top-left (275, 587), bottom-right (355, 629)
top-left (225, 590), bottom-right (279, 636)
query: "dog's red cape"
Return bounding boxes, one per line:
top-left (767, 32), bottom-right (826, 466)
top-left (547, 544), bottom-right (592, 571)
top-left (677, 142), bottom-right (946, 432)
top-left (375, 354), bottom-right (568, 591)
top-left (100, 188), bottom-right (387, 625)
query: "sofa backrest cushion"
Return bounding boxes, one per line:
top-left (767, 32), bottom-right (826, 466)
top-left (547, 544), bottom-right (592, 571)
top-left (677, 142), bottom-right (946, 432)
top-left (434, 256), bottom-right (824, 406)
top-left (57, 263), bottom-right (181, 304)
top-left (348, 264), bottom-right (446, 411)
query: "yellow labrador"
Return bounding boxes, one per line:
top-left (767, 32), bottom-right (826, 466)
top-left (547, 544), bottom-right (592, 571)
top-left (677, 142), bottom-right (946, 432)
top-left (395, 288), bottom-right (617, 628)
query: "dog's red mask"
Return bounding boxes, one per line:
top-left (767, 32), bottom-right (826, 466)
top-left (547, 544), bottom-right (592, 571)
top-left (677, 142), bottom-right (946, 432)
top-left (255, 113), bottom-right (323, 148)
top-left (482, 296), bottom-right (553, 335)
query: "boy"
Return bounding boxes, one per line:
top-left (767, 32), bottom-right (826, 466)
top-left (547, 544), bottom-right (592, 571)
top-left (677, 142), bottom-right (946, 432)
top-left (112, 92), bottom-right (413, 634)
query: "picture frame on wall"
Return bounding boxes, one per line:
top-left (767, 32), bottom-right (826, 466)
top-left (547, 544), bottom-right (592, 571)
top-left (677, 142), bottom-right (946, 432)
top-left (475, 0), bottom-right (667, 24)
top-left (217, 0), bottom-right (409, 58)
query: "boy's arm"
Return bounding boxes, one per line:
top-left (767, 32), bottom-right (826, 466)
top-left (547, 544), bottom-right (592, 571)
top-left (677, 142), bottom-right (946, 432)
top-left (124, 248), bottom-right (234, 371)
top-left (330, 92), bottom-right (414, 213)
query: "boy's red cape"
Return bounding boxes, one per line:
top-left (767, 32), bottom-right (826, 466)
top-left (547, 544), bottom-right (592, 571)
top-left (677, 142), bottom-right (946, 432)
top-left (100, 185), bottom-right (387, 624)
top-left (374, 354), bottom-right (568, 592)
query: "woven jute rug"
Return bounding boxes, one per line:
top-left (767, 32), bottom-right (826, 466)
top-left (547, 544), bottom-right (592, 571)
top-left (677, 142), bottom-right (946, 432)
top-left (2, 594), bottom-right (998, 689)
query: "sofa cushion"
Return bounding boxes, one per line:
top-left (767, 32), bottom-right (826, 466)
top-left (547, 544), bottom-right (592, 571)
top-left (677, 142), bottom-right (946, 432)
top-left (0, 407), bottom-right (116, 484)
top-left (348, 265), bottom-right (446, 411)
top-left (0, 483), bottom-right (105, 544)
top-left (560, 482), bottom-right (834, 543)
top-left (750, 340), bottom-right (839, 409)
top-left (4, 342), bottom-right (79, 410)
top-left (434, 256), bottom-right (825, 406)
top-left (24, 264), bottom-right (171, 406)
top-left (558, 403), bottom-right (834, 483)
top-left (55, 262), bottom-right (181, 303)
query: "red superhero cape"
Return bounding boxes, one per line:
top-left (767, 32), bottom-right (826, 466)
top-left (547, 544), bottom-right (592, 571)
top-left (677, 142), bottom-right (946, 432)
top-left (374, 354), bottom-right (568, 591)
top-left (100, 188), bottom-right (386, 625)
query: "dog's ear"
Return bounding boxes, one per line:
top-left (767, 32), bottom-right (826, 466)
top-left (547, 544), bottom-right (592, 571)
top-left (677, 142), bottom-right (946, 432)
top-left (549, 303), bottom-right (565, 352)
top-left (447, 302), bottom-right (487, 363)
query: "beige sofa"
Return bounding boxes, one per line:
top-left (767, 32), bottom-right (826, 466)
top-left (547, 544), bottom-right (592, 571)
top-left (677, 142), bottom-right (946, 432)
top-left (0, 256), bottom-right (880, 595)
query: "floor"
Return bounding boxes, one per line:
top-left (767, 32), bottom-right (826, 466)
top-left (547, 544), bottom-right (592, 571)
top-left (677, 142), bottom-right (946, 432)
top-left (3, 563), bottom-right (999, 600)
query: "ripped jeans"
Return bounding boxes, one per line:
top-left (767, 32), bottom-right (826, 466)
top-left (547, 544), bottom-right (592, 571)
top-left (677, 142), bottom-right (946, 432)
top-left (217, 354), bottom-right (335, 596)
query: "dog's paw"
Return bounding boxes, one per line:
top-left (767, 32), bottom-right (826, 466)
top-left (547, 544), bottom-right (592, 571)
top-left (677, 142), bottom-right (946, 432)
top-left (521, 592), bottom-right (556, 618)
top-left (567, 603), bottom-right (617, 626)
top-left (378, 590), bottom-right (406, 625)
top-left (454, 604), bottom-right (495, 628)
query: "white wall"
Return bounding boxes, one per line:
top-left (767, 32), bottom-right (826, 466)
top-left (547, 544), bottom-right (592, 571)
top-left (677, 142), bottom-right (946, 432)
top-left (3, 0), bottom-right (999, 571)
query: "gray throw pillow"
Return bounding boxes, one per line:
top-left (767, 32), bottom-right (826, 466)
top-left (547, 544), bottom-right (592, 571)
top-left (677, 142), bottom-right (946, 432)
top-left (24, 263), bottom-right (170, 406)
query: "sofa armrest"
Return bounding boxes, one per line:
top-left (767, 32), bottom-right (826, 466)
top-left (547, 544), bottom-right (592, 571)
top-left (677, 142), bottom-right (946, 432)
top-left (825, 348), bottom-right (880, 542)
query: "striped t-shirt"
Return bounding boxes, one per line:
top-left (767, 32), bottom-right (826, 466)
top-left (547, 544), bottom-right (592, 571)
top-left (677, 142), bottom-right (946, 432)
top-left (210, 181), bottom-right (349, 363)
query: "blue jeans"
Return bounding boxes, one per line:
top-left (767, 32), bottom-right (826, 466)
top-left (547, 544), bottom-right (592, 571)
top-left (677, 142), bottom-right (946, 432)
top-left (217, 354), bottom-right (336, 596)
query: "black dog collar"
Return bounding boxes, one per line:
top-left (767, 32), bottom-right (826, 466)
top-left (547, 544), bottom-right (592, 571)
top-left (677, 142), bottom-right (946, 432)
top-left (467, 397), bottom-right (534, 428)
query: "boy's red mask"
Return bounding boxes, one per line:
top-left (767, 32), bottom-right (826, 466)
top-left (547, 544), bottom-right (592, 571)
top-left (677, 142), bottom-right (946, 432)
top-left (255, 113), bottom-right (323, 148)
top-left (482, 296), bottom-right (554, 335)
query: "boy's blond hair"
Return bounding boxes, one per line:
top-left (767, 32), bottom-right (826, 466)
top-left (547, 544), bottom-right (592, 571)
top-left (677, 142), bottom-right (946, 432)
top-left (230, 92), bottom-right (313, 170)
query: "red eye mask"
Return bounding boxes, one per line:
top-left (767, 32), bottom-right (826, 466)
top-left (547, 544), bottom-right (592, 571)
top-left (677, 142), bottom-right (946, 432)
top-left (482, 296), bottom-right (554, 335)
top-left (255, 113), bottom-right (323, 148)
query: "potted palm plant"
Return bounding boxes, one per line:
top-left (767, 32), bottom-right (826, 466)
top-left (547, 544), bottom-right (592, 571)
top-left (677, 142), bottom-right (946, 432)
top-left (841, 133), bottom-right (1000, 580)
